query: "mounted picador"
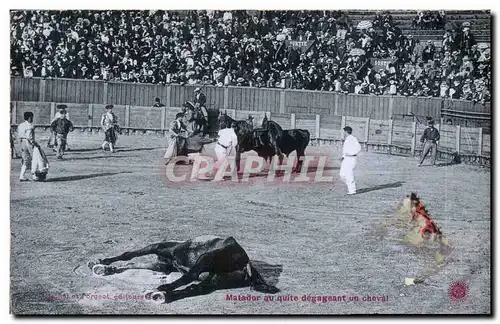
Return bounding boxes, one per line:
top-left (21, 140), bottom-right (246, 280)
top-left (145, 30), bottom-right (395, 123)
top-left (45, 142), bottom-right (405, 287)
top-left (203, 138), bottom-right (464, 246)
top-left (193, 87), bottom-right (209, 126)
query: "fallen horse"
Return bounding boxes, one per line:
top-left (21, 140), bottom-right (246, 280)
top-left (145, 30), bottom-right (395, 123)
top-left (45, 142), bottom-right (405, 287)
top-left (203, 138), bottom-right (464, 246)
top-left (88, 235), bottom-right (279, 303)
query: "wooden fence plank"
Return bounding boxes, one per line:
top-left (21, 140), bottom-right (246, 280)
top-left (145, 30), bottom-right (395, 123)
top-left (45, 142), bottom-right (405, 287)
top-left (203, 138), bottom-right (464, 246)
top-left (369, 119), bottom-right (391, 144)
top-left (410, 122), bottom-right (417, 155)
top-left (460, 127), bottom-right (480, 154)
top-left (9, 97), bottom-right (490, 163)
top-left (438, 124), bottom-right (457, 152)
top-left (9, 78), bottom-right (491, 127)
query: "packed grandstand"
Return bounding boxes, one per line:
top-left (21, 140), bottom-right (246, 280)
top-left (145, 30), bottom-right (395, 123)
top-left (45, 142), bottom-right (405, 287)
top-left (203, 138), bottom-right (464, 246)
top-left (10, 10), bottom-right (491, 103)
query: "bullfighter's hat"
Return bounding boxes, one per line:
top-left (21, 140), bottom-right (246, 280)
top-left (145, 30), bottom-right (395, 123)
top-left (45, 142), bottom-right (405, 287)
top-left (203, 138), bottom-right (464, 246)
top-left (24, 111), bottom-right (34, 120)
top-left (343, 126), bottom-right (352, 133)
top-left (106, 104), bottom-right (114, 109)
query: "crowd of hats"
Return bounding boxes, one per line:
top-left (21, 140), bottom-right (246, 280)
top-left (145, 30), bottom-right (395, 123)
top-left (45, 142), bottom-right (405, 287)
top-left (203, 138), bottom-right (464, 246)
top-left (410, 11), bottom-right (447, 30)
top-left (9, 10), bottom-right (490, 102)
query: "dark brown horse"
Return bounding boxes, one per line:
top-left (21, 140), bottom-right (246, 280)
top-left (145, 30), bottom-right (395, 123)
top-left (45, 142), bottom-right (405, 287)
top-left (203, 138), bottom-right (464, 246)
top-left (218, 111), bottom-right (255, 173)
top-left (88, 235), bottom-right (279, 304)
top-left (260, 114), bottom-right (284, 166)
top-left (258, 115), bottom-right (310, 173)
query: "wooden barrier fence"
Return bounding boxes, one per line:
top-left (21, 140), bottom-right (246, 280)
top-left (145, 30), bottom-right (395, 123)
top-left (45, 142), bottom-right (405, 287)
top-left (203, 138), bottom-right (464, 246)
top-left (10, 77), bottom-right (491, 129)
top-left (11, 101), bottom-right (490, 166)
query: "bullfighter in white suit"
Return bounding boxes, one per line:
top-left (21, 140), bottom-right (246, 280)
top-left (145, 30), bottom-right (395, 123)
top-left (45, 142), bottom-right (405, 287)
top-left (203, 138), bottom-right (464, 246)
top-left (212, 122), bottom-right (238, 181)
top-left (339, 126), bottom-right (361, 195)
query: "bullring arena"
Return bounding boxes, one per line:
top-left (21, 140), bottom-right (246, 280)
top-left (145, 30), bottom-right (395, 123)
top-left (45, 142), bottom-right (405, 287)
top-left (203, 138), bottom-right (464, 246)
top-left (11, 129), bottom-right (490, 314)
top-left (9, 9), bottom-right (491, 315)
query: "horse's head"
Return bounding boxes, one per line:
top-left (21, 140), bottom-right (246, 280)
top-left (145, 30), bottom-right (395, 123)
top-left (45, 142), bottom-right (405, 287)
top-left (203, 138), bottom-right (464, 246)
top-left (247, 115), bottom-right (254, 128)
top-left (218, 110), bottom-right (230, 129)
top-left (183, 106), bottom-right (194, 121)
top-left (183, 101), bottom-right (195, 110)
top-left (261, 113), bottom-right (269, 129)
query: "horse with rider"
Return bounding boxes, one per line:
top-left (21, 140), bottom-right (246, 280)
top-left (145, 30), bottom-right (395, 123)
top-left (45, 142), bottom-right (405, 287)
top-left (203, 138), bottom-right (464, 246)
top-left (170, 87), bottom-right (311, 174)
top-left (183, 87), bottom-right (209, 137)
top-left (218, 111), bottom-right (310, 174)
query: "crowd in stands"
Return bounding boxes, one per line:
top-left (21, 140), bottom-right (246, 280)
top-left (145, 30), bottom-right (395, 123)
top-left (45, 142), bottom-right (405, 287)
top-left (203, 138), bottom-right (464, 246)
top-left (10, 10), bottom-right (491, 102)
top-left (411, 11), bottom-right (447, 30)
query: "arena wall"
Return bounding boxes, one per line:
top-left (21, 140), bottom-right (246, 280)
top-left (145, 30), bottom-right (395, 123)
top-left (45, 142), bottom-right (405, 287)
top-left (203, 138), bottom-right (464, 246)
top-left (10, 100), bottom-right (490, 166)
top-left (10, 77), bottom-right (490, 130)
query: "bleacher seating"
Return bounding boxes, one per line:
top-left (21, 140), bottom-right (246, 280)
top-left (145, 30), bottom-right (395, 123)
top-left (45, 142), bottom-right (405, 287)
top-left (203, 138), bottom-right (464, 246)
top-left (345, 10), bottom-right (491, 43)
top-left (9, 10), bottom-right (491, 102)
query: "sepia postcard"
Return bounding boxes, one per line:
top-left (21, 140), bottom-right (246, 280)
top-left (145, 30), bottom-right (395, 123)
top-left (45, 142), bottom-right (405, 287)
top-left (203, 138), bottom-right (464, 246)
top-left (9, 8), bottom-right (491, 315)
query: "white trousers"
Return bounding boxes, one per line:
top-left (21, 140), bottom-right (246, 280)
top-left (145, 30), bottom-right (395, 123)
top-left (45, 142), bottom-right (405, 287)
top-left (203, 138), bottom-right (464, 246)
top-left (339, 156), bottom-right (357, 194)
top-left (214, 144), bottom-right (232, 171)
top-left (164, 137), bottom-right (178, 162)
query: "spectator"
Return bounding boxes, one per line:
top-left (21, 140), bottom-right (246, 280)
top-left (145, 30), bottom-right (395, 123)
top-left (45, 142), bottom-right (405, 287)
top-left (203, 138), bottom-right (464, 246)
top-left (421, 40), bottom-right (435, 62)
top-left (9, 10), bottom-right (490, 102)
top-left (153, 97), bottom-right (165, 107)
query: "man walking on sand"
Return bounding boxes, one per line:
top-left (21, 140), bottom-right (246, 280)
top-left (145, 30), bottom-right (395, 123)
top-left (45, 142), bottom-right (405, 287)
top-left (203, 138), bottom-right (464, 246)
top-left (418, 118), bottom-right (440, 167)
top-left (50, 109), bottom-right (74, 159)
top-left (339, 126), bottom-right (361, 195)
top-left (48, 104), bottom-right (71, 150)
top-left (17, 112), bottom-right (35, 181)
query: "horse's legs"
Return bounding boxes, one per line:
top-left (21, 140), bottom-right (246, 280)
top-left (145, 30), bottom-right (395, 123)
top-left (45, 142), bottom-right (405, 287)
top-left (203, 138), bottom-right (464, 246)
top-left (295, 149), bottom-right (305, 173)
top-left (90, 261), bottom-right (169, 276)
top-left (235, 150), bottom-right (242, 173)
top-left (262, 155), bottom-right (269, 171)
top-left (94, 242), bottom-right (163, 266)
top-left (151, 270), bottom-right (248, 303)
top-left (155, 252), bottom-right (213, 292)
top-left (272, 140), bottom-right (284, 175)
top-left (204, 120), bottom-right (209, 137)
top-left (148, 273), bottom-right (217, 303)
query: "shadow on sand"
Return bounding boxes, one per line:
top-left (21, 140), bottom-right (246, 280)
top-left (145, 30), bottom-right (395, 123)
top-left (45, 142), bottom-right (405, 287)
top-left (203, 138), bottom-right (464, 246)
top-left (435, 161), bottom-right (461, 167)
top-left (305, 166), bottom-right (339, 173)
top-left (65, 155), bottom-right (128, 161)
top-left (356, 181), bottom-right (405, 194)
top-left (45, 171), bottom-right (133, 182)
top-left (228, 165), bottom-right (339, 179)
top-left (252, 260), bottom-right (283, 287)
top-left (69, 147), bottom-right (162, 153)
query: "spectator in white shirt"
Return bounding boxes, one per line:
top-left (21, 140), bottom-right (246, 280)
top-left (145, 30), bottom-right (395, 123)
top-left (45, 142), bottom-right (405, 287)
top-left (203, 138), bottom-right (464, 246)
top-left (389, 80), bottom-right (397, 95)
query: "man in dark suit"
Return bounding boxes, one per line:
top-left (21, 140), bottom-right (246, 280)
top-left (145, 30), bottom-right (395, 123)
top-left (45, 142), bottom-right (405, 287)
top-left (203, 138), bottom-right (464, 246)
top-left (50, 109), bottom-right (74, 159)
top-left (418, 119), bottom-right (440, 166)
top-left (153, 97), bottom-right (165, 107)
top-left (459, 26), bottom-right (476, 54)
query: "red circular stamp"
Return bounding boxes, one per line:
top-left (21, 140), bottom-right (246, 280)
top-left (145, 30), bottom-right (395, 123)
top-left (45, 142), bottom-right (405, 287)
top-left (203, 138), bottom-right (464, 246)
top-left (448, 281), bottom-right (469, 302)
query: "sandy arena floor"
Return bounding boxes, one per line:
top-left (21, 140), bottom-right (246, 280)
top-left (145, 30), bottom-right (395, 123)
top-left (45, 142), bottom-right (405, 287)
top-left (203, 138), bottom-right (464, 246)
top-left (10, 131), bottom-right (491, 314)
